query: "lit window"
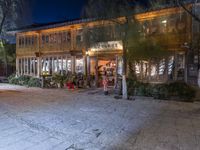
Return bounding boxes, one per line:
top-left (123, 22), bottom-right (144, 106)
top-left (42, 35), bottom-right (45, 44)
top-left (28, 37), bottom-right (31, 45)
top-left (25, 37), bottom-right (28, 46)
top-left (62, 32), bottom-right (66, 42)
top-left (19, 38), bottom-right (22, 46)
top-left (67, 32), bottom-right (71, 42)
top-left (46, 35), bottom-right (49, 43)
top-left (31, 36), bottom-right (34, 45)
top-left (21, 38), bottom-right (24, 46)
top-left (54, 33), bottom-right (57, 43)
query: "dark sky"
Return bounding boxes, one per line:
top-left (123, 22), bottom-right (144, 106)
top-left (30, 0), bottom-right (86, 24)
top-left (29, 0), bottom-right (148, 25)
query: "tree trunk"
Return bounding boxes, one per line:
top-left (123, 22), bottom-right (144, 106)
top-left (122, 17), bottom-right (131, 99)
top-left (178, 1), bottom-right (200, 23)
top-left (122, 42), bottom-right (128, 99)
top-left (3, 45), bottom-right (8, 76)
top-left (148, 60), bottom-right (151, 82)
top-left (0, 15), bottom-right (6, 36)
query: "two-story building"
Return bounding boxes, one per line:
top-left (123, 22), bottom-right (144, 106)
top-left (9, 3), bottom-right (200, 86)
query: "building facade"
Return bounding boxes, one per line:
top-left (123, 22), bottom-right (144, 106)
top-left (11, 3), bottom-right (200, 86)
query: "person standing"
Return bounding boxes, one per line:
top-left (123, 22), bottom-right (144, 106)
top-left (103, 70), bottom-right (108, 95)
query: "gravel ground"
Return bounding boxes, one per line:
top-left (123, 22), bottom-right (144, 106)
top-left (0, 83), bottom-right (200, 150)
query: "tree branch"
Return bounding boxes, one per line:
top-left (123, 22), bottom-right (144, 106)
top-left (0, 14), bottom-right (6, 36)
top-left (178, 1), bottom-right (200, 23)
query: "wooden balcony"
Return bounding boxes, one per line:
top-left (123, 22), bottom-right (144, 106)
top-left (149, 32), bottom-right (191, 50)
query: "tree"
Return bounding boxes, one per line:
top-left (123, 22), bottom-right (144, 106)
top-left (149, 0), bottom-right (200, 22)
top-left (82, 0), bottom-right (174, 98)
top-left (0, 0), bottom-right (26, 76)
top-left (126, 20), bottom-right (171, 82)
top-left (0, 40), bottom-right (15, 76)
top-left (82, 0), bottom-right (136, 99)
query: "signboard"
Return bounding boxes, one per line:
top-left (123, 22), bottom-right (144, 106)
top-left (90, 41), bottom-right (123, 51)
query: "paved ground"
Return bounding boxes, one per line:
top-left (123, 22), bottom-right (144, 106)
top-left (0, 84), bottom-right (200, 150)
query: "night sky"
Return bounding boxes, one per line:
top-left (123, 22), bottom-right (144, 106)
top-left (29, 0), bottom-right (148, 25)
top-left (30, 0), bottom-right (86, 24)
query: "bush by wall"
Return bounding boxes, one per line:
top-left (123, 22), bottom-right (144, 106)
top-left (127, 78), bottom-right (196, 102)
top-left (18, 75), bottom-right (31, 85)
top-left (9, 77), bottom-right (20, 85)
top-left (28, 78), bottom-right (41, 87)
top-left (8, 75), bottom-right (41, 88)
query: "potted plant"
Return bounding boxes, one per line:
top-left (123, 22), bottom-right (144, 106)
top-left (52, 73), bottom-right (67, 88)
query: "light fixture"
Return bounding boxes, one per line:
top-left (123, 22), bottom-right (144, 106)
top-left (86, 51), bottom-right (90, 55)
top-left (162, 20), bottom-right (167, 24)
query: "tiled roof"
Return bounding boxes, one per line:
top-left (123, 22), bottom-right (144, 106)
top-left (8, 18), bottom-right (97, 33)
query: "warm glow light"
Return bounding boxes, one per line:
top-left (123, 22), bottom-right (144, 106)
top-left (90, 41), bottom-right (123, 51)
top-left (162, 20), bottom-right (167, 24)
top-left (86, 51), bottom-right (89, 55)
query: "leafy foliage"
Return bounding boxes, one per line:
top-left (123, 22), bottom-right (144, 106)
top-left (8, 75), bottom-right (41, 87)
top-left (0, 0), bottom-right (28, 36)
top-left (17, 75), bottom-right (30, 85)
top-left (52, 73), bottom-right (68, 88)
top-left (27, 78), bottom-right (41, 87)
top-left (127, 78), bottom-right (196, 102)
top-left (0, 41), bottom-right (16, 75)
top-left (9, 76), bottom-right (19, 85)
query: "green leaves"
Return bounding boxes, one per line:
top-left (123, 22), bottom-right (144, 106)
top-left (126, 20), bottom-right (170, 62)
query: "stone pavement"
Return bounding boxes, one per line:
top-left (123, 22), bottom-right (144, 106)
top-left (0, 83), bottom-right (200, 150)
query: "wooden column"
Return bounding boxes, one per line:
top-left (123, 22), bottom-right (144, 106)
top-left (18, 58), bottom-right (20, 76)
top-left (56, 56), bottom-right (59, 73)
top-left (26, 58), bottom-right (28, 75)
top-left (21, 58), bottom-right (23, 75)
top-left (47, 57), bottom-right (50, 74)
top-left (87, 55), bottom-right (90, 78)
top-left (65, 56), bottom-right (68, 73)
top-left (23, 57), bottom-right (26, 75)
top-left (61, 56), bottom-right (64, 75)
top-left (83, 56), bottom-right (87, 75)
top-left (37, 57), bottom-right (41, 77)
top-left (174, 53), bottom-right (178, 81)
top-left (27, 57), bottom-right (29, 75)
top-left (33, 58), bottom-right (36, 76)
top-left (95, 57), bottom-right (98, 87)
top-left (52, 57), bottom-right (55, 74)
top-left (156, 62), bottom-right (160, 81)
top-left (23, 58), bottom-right (25, 75)
top-left (43, 57), bottom-right (46, 72)
top-left (184, 52), bottom-right (188, 83)
top-left (16, 57), bottom-right (19, 76)
top-left (140, 61), bottom-right (143, 80)
top-left (72, 56), bottom-right (76, 74)
top-left (49, 57), bottom-right (53, 74)
top-left (165, 57), bottom-right (169, 82)
top-left (148, 60), bottom-right (152, 81)
top-left (114, 56), bottom-right (119, 89)
top-left (30, 57), bottom-right (32, 76)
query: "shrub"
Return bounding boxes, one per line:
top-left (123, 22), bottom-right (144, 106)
top-left (28, 78), bottom-right (41, 87)
top-left (167, 82), bottom-right (196, 101)
top-left (8, 74), bottom-right (16, 83)
top-left (52, 73), bottom-right (67, 88)
top-left (8, 74), bottom-right (41, 88)
top-left (127, 79), bottom-right (153, 97)
top-left (127, 78), bottom-right (196, 102)
top-left (127, 78), bottom-right (137, 96)
top-left (152, 84), bottom-right (169, 100)
top-left (9, 77), bottom-right (20, 85)
top-left (18, 75), bottom-right (31, 85)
